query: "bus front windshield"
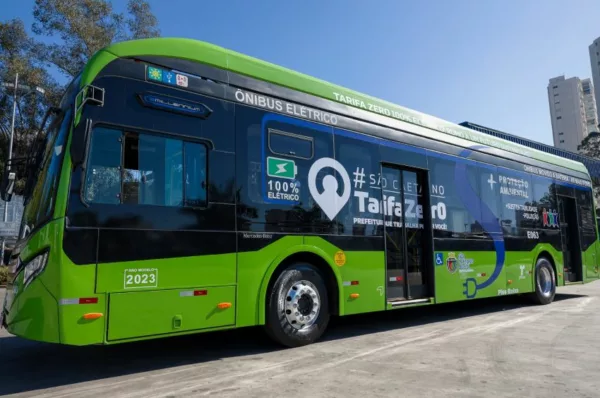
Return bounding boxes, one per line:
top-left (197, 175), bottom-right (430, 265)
top-left (19, 108), bottom-right (71, 239)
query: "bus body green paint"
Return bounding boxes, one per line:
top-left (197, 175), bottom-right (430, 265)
top-left (2, 38), bottom-right (598, 346)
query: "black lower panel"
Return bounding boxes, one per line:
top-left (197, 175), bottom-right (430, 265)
top-left (237, 232), bottom-right (286, 252)
top-left (322, 235), bottom-right (384, 252)
top-left (433, 238), bottom-right (495, 252)
top-left (97, 229), bottom-right (236, 263)
top-left (63, 227), bottom-right (564, 266)
top-left (236, 233), bottom-right (383, 252)
top-left (433, 230), bottom-right (562, 253)
top-left (504, 231), bottom-right (562, 252)
top-left (64, 228), bottom-right (99, 265)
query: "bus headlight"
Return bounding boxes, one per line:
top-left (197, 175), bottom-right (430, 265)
top-left (23, 252), bottom-right (49, 287)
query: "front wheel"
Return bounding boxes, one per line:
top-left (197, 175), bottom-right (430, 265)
top-left (530, 257), bottom-right (556, 305)
top-left (264, 262), bottom-right (330, 347)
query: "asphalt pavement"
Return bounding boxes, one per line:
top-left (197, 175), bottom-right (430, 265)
top-left (1, 282), bottom-right (599, 397)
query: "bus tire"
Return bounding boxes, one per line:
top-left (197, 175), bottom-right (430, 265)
top-left (265, 262), bottom-right (330, 347)
top-left (530, 256), bottom-right (556, 305)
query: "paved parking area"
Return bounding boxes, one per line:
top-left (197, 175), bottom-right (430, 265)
top-left (1, 282), bottom-right (600, 397)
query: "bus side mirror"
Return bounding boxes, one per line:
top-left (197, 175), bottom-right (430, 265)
top-left (0, 168), bottom-right (16, 202)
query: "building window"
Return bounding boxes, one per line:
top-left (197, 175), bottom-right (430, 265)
top-left (557, 116), bottom-right (562, 120)
top-left (560, 140), bottom-right (565, 143)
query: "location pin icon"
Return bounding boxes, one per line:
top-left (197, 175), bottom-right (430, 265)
top-left (308, 157), bottom-right (351, 221)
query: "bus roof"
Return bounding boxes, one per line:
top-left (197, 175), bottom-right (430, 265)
top-left (82, 37), bottom-right (589, 176)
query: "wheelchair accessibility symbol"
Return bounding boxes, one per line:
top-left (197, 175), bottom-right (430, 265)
top-left (435, 252), bottom-right (444, 266)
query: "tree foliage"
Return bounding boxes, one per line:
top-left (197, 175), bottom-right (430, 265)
top-left (0, 19), bottom-right (61, 191)
top-left (578, 132), bottom-right (600, 159)
top-left (126, 1), bottom-right (160, 42)
top-left (31, 0), bottom-right (160, 80)
top-left (578, 132), bottom-right (600, 209)
top-left (0, 1), bottom-right (160, 190)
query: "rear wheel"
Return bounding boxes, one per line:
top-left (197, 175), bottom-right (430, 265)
top-left (530, 256), bottom-right (556, 305)
top-left (265, 262), bottom-right (330, 347)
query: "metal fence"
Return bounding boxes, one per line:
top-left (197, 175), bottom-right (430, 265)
top-left (0, 195), bottom-right (24, 264)
top-left (0, 195), bottom-right (23, 238)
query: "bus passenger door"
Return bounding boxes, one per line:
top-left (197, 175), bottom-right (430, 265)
top-left (574, 189), bottom-right (600, 280)
top-left (381, 164), bottom-right (433, 306)
top-left (557, 195), bottom-right (583, 282)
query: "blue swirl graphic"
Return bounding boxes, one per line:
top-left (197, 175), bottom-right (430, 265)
top-left (454, 146), bottom-right (505, 298)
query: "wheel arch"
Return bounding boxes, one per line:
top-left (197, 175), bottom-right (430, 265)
top-left (257, 246), bottom-right (343, 325)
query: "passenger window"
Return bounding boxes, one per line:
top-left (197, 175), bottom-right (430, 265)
top-left (531, 177), bottom-right (557, 230)
top-left (184, 142), bottom-right (208, 207)
top-left (268, 129), bottom-right (313, 159)
top-left (83, 127), bottom-right (207, 208)
top-left (335, 136), bottom-right (381, 237)
top-left (478, 166), bottom-right (501, 224)
top-left (576, 189), bottom-right (596, 236)
top-left (428, 156), bottom-right (482, 237)
top-left (497, 168), bottom-right (534, 234)
top-left (84, 127), bottom-right (122, 204)
top-left (122, 133), bottom-right (184, 206)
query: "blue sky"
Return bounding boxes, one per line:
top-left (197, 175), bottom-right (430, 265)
top-left (5, 0), bottom-right (600, 145)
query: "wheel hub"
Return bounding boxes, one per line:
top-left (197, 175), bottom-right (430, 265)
top-left (297, 294), bottom-right (314, 315)
top-left (284, 280), bottom-right (320, 330)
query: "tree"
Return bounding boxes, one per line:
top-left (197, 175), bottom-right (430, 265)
top-left (578, 131), bottom-right (600, 209)
top-left (578, 131), bottom-right (600, 158)
top-left (32, 0), bottom-right (160, 80)
top-left (0, 19), bottom-right (61, 192)
top-left (0, 1), bottom-right (160, 191)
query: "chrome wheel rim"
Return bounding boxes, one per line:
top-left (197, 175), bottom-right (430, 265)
top-left (284, 280), bottom-right (320, 330)
top-left (539, 266), bottom-right (553, 296)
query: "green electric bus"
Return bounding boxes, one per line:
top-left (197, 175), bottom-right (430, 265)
top-left (1, 38), bottom-right (599, 347)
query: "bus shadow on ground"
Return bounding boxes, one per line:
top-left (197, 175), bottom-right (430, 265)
top-left (0, 292), bottom-right (586, 396)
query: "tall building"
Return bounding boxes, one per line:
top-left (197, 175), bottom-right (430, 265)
top-left (589, 36), bottom-right (600, 120)
top-left (547, 75), bottom-right (596, 152)
top-left (582, 78), bottom-right (599, 134)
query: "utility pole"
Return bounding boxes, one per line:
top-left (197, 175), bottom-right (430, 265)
top-left (4, 73), bottom-right (18, 222)
top-left (1, 73), bottom-right (18, 264)
top-left (0, 75), bottom-right (44, 264)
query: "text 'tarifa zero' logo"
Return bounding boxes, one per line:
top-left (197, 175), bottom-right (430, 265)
top-left (542, 208), bottom-right (559, 228)
top-left (308, 157), bottom-right (351, 220)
